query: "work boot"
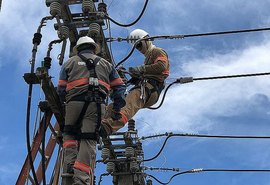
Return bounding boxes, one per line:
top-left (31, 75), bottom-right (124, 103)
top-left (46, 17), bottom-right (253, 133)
top-left (99, 120), bottom-right (113, 138)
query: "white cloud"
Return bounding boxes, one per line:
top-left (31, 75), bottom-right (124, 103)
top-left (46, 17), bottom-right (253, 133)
top-left (136, 40), bottom-right (270, 135)
top-left (0, 1), bottom-right (61, 71)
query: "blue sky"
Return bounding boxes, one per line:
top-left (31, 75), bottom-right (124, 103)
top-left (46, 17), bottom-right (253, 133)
top-left (1, 0), bottom-right (270, 184)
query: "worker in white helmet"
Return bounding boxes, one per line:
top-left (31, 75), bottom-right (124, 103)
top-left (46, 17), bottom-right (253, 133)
top-left (102, 29), bottom-right (170, 133)
top-left (57, 36), bottom-right (126, 185)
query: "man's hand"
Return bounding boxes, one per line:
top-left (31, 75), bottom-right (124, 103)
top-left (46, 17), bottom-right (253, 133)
top-left (128, 65), bottom-right (145, 77)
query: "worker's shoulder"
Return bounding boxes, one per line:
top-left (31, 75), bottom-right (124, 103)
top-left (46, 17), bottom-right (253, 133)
top-left (152, 47), bottom-right (168, 57)
top-left (96, 56), bottom-right (111, 66)
top-left (64, 55), bottom-right (79, 66)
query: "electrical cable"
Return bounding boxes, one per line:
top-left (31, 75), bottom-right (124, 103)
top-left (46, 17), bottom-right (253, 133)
top-left (98, 173), bottom-right (110, 185)
top-left (105, 0), bottom-right (149, 27)
top-left (148, 82), bottom-right (177, 110)
top-left (107, 19), bottom-right (116, 66)
top-left (147, 168), bottom-right (270, 185)
top-left (114, 26), bottom-right (270, 67)
top-left (192, 72), bottom-right (270, 81)
top-left (142, 133), bottom-right (270, 162)
top-left (25, 16), bottom-right (53, 185)
top-left (148, 72), bottom-right (270, 110)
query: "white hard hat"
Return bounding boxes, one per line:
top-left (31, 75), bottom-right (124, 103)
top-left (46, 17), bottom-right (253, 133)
top-left (129, 29), bottom-right (149, 44)
top-left (73, 36), bottom-right (100, 54)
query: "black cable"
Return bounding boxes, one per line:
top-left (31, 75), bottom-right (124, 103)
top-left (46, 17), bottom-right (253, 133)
top-left (105, 0), bottom-right (149, 27)
top-left (114, 26), bottom-right (270, 67)
top-left (148, 168), bottom-right (270, 185)
top-left (148, 82), bottom-right (177, 110)
top-left (108, 19), bottom-right (116, 66)
top-left (25, 16), bottom-right (53, 185)
top-left (143, 133), bottom-right (270, 162)
top-left (26, 84), bottom-right (39, 184)
top-left (142, 132), bottom-right (270, 140)
top-left (149, 72), bottom-right (270, 110)
top-left (98, 173), bottom-right (110, 185)
top-left (193, 72), bottom-right (270, 81)
top-left (42, 112), bottom-right (47, 185)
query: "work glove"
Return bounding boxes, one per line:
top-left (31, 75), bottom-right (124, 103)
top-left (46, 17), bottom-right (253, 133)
top-left (111, 108), bottom-right (122, 121)
top-left (128, 65), bottom-right (145, 77)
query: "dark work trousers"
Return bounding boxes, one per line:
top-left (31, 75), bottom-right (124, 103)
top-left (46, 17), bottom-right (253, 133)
top-left (62, 101), bottom-right (105, 185)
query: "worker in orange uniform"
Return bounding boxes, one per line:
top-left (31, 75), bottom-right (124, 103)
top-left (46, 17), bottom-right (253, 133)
top-left (57, 36), bottom-right (126, 185)
top-left (102, 29), bottom-right (170, 133)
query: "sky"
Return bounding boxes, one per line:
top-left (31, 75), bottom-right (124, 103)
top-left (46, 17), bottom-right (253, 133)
top-left (1, 0), bottom-right (270, 184)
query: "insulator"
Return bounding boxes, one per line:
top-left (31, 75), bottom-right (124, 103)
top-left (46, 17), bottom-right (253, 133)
top-left (43, 57), bottom-right (52, 69)
top-left (88, 23), bottom-right (100, 37)
top-left (82, 0), bottom-right (94, 13)
top-left (101, 148), bottom-right (110, 160)
top-left (128, 119), bottom-right (135, 131)
top-left (146, 179), bottom-right (153, 185)
top-left (93, 175), bottom-right (96, 185)
top-left (130, 161), bottom-right (139, 172)
top-left (33, 33), bottom-right (42, 45)
top-left (50, 2), bottom-right (61, 16)
top-left (98, 2), bottom-right (107, 13)
top-left (106, 162), bottom-right (115, 173)
top-left (58, 26), bottom-right (69, 39)
top-left (125, 147), bottom-right (135, 158)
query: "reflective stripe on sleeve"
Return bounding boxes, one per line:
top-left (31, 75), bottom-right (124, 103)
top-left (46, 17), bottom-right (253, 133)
top-left (110, 78), bottom-right (124, 87)
top-left (154, 56), bottom-right (168, 64)
top-left (162, 70), bottom-right (170, 75)
top-left (120, 112), bottom-right (128, 124)
top-left (58, 80), bottom-right (67, 86)
top-left (98, 80), bottom-right (111, 91)
top-left (74, 161), bottom-right (90, 174)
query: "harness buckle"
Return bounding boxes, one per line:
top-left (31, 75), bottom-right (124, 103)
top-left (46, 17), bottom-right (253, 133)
top-left (89, 77), bottom-right (99, 86)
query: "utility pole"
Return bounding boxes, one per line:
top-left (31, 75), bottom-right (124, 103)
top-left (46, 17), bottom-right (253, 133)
top-left (18, 1), bottom-right (150, 184)
top-left (100, 120), bottom-right (146, 185)
top-left (18, 0), bottom-right (113, 184)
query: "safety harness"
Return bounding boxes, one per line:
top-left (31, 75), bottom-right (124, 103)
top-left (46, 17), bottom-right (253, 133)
top-left (129, 77), bottom-right (165, 104)
top-left (64, 53), bottom-right (104, 141)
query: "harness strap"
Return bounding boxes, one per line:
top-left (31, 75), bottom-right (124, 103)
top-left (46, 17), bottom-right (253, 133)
top-left (64, 125), bottom-right (80, 136)
top-left (67, 53), bottom-right (103, 141)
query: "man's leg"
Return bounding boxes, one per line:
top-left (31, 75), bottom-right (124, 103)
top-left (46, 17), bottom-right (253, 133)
top-left (73, 102), bottom-right (104, 185)
top-left (62, 101), bottom-right (85, 185)
top-left (103, 88), bottom-right (144, 132)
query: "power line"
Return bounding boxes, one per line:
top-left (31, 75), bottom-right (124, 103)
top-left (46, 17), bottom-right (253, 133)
top-left (113, 26), bottom-right (270, 67)
top-left (148, 72), bottom-right (270, 110)
top-left (147, 168), bottom-right (270, 185)
top-left (105, 0), bottom-right (149, 27)
top-left (142, 132), bottom-right (270, 162)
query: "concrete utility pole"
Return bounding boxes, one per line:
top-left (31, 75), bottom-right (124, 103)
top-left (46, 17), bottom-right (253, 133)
top-left (100, 120), bottom-right (146, 185)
